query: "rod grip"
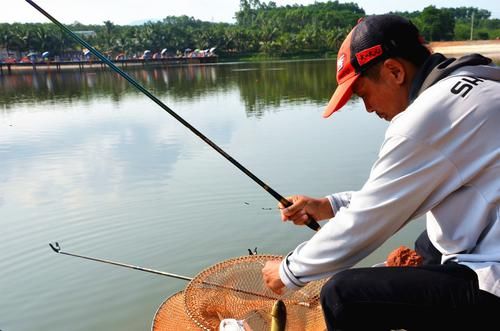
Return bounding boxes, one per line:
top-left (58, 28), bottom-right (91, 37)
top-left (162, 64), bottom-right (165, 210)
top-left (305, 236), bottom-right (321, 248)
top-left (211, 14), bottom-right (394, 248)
top-left (306, 217), bottom-right (321, 231)
top-left (281, 199), bottom-right (320, 231)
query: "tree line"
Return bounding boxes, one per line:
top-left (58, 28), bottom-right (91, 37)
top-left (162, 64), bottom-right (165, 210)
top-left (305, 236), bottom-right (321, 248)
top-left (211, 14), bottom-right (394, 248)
top-left (1, 0), bottom-right (499, 60)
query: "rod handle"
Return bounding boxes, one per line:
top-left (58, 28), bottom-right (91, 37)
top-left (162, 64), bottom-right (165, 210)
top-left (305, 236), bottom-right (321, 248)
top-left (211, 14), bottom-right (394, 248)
top-left (305, 217), bottom-right (320, 231)
top-left (281, 199), bottom-right (320, 231)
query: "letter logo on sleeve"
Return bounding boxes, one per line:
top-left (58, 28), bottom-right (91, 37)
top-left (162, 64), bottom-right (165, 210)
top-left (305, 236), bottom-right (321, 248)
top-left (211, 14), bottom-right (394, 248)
top-left (451, 76), bottom-right (484, 98)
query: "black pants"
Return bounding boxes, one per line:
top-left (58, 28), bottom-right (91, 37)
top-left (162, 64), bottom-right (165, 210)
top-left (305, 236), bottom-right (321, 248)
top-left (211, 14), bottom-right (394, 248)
top-left (320, 231), bottom-right (500, 331)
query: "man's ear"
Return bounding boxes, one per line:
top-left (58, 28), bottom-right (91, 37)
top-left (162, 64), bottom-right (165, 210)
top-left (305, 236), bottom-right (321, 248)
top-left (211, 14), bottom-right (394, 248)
top-left (382, 59), bottom-right (406, 85)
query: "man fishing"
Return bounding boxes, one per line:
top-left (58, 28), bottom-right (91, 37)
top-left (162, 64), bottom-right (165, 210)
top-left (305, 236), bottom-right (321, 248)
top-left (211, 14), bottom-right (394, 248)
top-left (262, 14), bottom-right (500, 330)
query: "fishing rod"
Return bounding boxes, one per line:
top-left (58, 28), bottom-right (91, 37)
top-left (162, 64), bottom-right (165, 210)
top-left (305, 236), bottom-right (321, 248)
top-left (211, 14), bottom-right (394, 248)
top-left (48, 242), bottom-right (309, 306)
top-left (49, 242), bottom-right (191, 281)
top-left (25, 0), bottom-right (320, 232)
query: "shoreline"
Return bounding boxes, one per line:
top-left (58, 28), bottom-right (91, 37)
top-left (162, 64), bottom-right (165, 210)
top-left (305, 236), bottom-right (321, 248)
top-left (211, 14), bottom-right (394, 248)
top-left (0, 56), bottom-right (218, 74)
top-left (428, 40), bottom-right (500, 59)
top-left (1, 40), bottom-right (499, 75)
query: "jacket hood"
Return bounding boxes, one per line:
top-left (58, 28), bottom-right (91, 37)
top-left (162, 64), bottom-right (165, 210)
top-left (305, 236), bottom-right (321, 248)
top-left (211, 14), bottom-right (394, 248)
top-left (408, 53), bottom-right (497, 103)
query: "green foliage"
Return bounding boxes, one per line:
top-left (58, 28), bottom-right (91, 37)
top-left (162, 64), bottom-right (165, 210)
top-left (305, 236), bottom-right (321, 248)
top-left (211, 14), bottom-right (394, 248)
top-left (1, 1), bottom-right (498, 59)
top-left (413, 6), bottom-right (455, 41)
top-left (454, 13), bottom-right (500, 40)
top-left (235, 0), bottom-right (363, 55)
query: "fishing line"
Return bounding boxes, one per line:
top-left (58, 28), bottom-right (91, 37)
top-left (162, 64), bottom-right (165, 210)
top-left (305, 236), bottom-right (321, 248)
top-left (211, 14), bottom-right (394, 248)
top-left (149, 172), bottom-right (280, 211)
top-left (26, 0), bottom-right (319, 231)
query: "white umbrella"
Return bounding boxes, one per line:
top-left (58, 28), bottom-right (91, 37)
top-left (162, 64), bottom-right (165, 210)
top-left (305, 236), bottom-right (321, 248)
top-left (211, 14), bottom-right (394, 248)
top-left (161, 48), bottom-right (167, 55)
top-left (209, 47), bottom-right (216, 53)
top-left (42, 51), bottom-right (50, 57)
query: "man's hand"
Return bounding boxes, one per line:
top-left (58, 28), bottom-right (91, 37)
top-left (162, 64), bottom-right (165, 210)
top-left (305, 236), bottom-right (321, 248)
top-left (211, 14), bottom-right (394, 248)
top-left (262, 260), bottom-right (285, 295)
top-left (279, 195), bottom-right (334, 226)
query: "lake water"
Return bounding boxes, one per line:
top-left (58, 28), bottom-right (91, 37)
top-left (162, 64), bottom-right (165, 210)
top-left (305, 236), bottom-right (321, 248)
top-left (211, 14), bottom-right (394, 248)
top-left (0, 60), bottom-right (424, 331)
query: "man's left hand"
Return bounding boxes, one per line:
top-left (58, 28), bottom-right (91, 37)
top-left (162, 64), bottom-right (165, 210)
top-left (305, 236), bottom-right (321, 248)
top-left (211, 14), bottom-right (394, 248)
top-left (262, 260), bottom-right (285, 295)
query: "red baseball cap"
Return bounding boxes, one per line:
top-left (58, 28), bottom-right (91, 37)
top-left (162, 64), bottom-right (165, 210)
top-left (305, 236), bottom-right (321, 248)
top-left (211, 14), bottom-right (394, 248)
top-left (323, 15), bottom-right (426, 118)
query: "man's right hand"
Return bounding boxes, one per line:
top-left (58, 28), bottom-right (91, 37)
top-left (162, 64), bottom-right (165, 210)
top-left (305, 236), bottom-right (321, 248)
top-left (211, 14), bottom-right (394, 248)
top-left (279, 195), bottom-right (334, 226)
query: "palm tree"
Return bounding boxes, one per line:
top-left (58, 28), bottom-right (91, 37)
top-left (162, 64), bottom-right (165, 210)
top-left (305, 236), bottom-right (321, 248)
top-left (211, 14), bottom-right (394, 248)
top-left (103, 20), bottom-right (116, 52)
top-left (0, 25), bottom-right (17, 56)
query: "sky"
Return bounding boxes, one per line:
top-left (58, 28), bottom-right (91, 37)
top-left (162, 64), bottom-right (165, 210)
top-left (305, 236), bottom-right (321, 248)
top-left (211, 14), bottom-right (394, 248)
top-left (7, 0), bottom-right (500, 25)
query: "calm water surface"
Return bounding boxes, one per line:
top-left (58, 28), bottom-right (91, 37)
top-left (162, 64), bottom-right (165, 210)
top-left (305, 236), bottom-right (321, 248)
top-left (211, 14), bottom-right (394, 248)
top-left (0, 60), bottom-right (424, 331)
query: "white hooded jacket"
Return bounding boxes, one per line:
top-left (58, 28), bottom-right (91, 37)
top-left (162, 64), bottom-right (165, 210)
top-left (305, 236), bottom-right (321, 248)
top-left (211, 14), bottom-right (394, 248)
top-left (280, 54), bottom-right (500, 297)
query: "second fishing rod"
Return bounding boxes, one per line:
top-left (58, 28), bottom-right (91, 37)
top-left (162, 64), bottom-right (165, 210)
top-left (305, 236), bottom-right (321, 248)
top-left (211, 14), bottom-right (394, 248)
top-left (25, 0), bottom-right (320, 231)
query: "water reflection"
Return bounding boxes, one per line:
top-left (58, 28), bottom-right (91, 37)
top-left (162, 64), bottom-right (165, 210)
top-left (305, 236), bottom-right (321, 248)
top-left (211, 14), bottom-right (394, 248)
top-left (0, 60), bottom-right (337, 115)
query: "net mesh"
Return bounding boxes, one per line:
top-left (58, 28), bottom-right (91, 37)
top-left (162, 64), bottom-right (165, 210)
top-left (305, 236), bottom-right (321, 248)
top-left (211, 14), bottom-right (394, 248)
top-left (184, 254), bottom-right (327, 331)
top-left (152, 291), bottom-right (199, 331)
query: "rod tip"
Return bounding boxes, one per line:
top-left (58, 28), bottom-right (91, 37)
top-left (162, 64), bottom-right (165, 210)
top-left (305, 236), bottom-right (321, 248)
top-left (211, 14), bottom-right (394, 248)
top-left (49, 242), bottom-right (61, 253)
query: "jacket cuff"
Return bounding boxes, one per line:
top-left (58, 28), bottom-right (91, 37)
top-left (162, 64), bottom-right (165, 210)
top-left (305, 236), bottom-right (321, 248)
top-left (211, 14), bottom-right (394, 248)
top-left (279, 252), bottom-right (307, 290)
top-left (325, 195), bottom-right (338, 214)
top-left (326, 191), bottom-right (353, 214)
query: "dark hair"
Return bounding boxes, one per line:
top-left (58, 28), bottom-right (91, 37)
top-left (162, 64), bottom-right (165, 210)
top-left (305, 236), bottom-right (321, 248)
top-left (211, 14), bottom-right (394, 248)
top-left (362, 62), bottom-right (382, 80)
